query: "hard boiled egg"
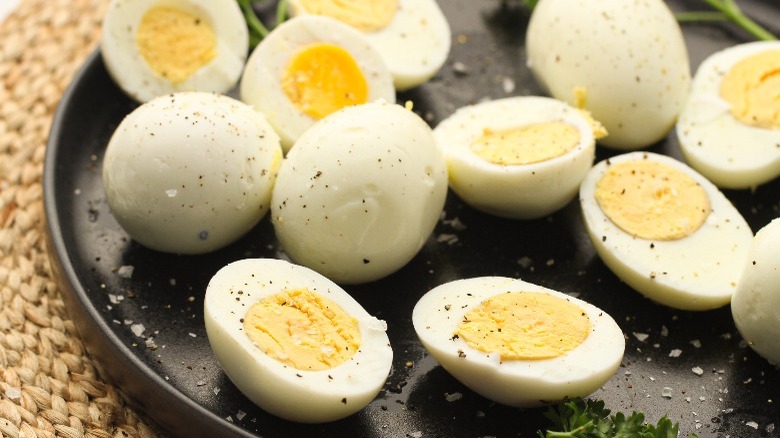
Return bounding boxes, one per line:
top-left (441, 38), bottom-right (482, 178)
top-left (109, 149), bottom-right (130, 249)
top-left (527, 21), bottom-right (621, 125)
top-left (434, 96), bottom-right (605, 219)
top-left (287, 0), bottom-right (451, 91)
top-left (240, 15), bottom-right (395, 151)
top-left (204, 258), bottom-right (392, 423)
top-left (525, 0), bottom-right (690, 149)
top-left (102, 92), bottom-right (282, 254)
top-left (677, 41), bottom-right (780, 189)
top-left (101, 0), bottom-right (248, 102)
top-left (271, 100), bottom-right (448, 284)
top-left (731, 218), bottom-right (780, 365)
top-left (412, 276), bottom-right (625, 407)
top-left (579, 152), bottom-right (753, 310)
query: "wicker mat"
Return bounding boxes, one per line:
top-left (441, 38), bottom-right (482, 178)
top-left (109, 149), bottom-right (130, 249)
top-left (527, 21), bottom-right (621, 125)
top-left (0, 0), bottom-right (159, 436)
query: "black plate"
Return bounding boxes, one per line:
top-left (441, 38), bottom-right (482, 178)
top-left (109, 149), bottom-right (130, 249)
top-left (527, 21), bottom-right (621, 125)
top-left (44, 1), bottom-right (780, 437)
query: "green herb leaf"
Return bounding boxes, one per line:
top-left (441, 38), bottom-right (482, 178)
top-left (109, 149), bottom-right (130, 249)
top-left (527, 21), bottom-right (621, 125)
top-left (676, 0), bottom-right (777, 41)
top-left (538, 397), bottom-right (699, 438)
top-left (236, 0), bottom-right (290, 49)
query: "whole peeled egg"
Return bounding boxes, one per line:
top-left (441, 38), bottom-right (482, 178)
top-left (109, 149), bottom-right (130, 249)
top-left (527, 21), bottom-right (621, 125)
top-left (525, 0), bottom-right (691, 149)
top-left (731, 218), bottom-right (780, 365)
top-left (287, 0), bottom-right (451, 91)
top-left (271, 100), bottom-right (448, 284)
top-left (579, 152), bottom-right (753, 310)
top-left (100, 0), bottom-right (248, 102)
top-left (102, 92), bottom-right (283, 255)
top-left (204, 258), bottom-right (393, 423)
top-left (412, 276), bottom-right (625, 407)
top-left (434, 96), bottom-right (606, 219)
top-left (677, 41), bottom-right (780, 189)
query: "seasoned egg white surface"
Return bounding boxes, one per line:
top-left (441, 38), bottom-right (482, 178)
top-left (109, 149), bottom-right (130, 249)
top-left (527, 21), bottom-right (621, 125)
top-left (101, 0), bottom-right (248, 102)
top-left (288, 0), bottom-right (451, 91)
top-left (240, 15), bottom-right (395, 151)
top-left (271, 101), bottom-right (448, 284)
top-left (434, 96), bottom-right (604, 219)
top-left (412, 276), bottom-right (625, 407)
top-left (525, 0), bottom-right (690, 149)
top-left (732, 218), bottom-right (780, 365)
top-left (580, 152), bottom-right (753, 310)
top-left (677, 41), bottom-right (780, 189)
top-left (204, 258), bottom-right (392, 423)
top-left (102, 92), bottom-right (282, 254)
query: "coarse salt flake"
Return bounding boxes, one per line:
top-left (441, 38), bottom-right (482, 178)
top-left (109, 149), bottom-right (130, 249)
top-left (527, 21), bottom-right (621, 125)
top-left (633, 332), bottom-right (649, 342)
top-left (669, 349), bottom-right (682, 358)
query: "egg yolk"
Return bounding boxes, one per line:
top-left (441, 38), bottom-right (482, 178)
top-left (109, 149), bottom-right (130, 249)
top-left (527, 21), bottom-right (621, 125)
top-left (720, 50), bottom-right (780, 130)
top-left (282, 43), bottom-right (369, 120)
top-left (297, 0), bottom-right (398, 32)
top-left (595, 160), bottom-right (711, 241)
top-left (455, 292), bottom-right (591, 360)
top-left (136, 6), bottom-right (216, 84)
top-left (243, 288), bottom-right (361, 371)
top-left (470, 122), bottom-right (581, 165)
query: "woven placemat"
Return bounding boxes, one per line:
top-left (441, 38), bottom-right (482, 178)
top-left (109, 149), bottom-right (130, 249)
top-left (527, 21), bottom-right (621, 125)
top-left (0, 0), bottom-right (159, 436)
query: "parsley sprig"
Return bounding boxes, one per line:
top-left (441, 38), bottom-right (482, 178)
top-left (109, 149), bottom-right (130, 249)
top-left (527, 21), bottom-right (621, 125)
top-left (538, 398), bottom-right (699, 438)
top-left (676, 0), bottom-right (776, 41)
top-left (236, 0), bottom-right (289, 48)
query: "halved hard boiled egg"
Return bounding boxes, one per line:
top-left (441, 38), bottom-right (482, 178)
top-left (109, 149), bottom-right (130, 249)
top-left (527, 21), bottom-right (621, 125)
top-left (434, 96), bottom-right (605, 219)
top-left (677, 41), bottom-right (780, 189)
top-left (271, 100), bottom-right (448, 284)
top-left (731, 218), bottom-right (780, 365)
top-left (102, 92), bottom-right (282, 254)
top-left (580, 152), bottom-right (753, 310)
top-left (287, 0), bottom-right (451, 91)
top-left (101, 0), bottom-right (248, 102)
top-left (204, 258), bottom-right (393, 423)
top-left (412, 276), bottom-right (625, 407)
top-left (240, 15), bottom-right (395, 151)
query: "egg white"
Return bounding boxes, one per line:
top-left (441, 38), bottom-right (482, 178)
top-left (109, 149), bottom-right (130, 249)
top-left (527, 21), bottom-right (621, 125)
top-left (288, 0), bottom-right (451, 91)
top-left (525, 0), bottom-right (690, 149)
top-left (412, 276), bottom-right (625, 407)
top-left (102, 91), bottom-right (282, 254)
top-left (579, 152), bottom-right (753, 310)
top-left (676, 41), bottom-right (780, 189)
top-left (100, 0), bottom-right (248, 103)
top-left (271, 100), bottom-right (448, 284)
top-left (240, 15), bottom-right (395, 151)
top-left (731, 218), bottom-right (780, 365)
top-left (434, 96), bottom-right (597, 219)
top-left (204, 258), bottom-right (393, 423)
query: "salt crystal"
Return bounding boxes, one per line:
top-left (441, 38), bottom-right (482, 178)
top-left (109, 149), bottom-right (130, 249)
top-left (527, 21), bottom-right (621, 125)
top-left (408, 432), bottom-right (423, 438)
top-left (196, 380), bottom-right (206, 387)
top-left (517, 256), bottom-right (533, 269)
top-left (692, 366), bottom-right (704, 376)
top-left (131, 324), bottom-right (145, 337)
top-left (502, 77), bottom-right (516, 94)
top-left (766, 423), bottom-right (775, 433)
top-left (236, 410), bottom-right (246, 421)
top-left (661, 387), bottom-right (673, 398)
top-left (214, 387), bottom-right (221, 395)
top-left (189, 332), bottom-right (197, 338)
top-left (633, 332), bottom-right (649, 342)
top-left (445, 392), bottom-right (463, 402)
top-left (746, 421), bottom-right (759, 430)
top-left (669, 349), bottom-right (682, 358)
top-left (117, 265), bottom-right (134, 279)
top-left (660, 325), bottom-right (669, 337)
top-left (452, 61), bottom-right (469, 75)
top-left (691, 339), bottom-right (702, 348)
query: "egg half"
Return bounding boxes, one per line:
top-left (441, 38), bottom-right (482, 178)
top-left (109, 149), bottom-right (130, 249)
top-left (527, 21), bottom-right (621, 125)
top-left (412, 276), bottom-right (625, 407)
top-left (102, 92), bottom-right (282, 254)
top-left (271, 100), bottom-right (447, 284)
top-left (434, 96), bottom-right (605, 219)
top-left (525, 0), bottom-right (690, 149)
top-left (204, 258), bottom-right (393, 423)
top-left (101, 0), bottom-right (248, 102)
top-left (579, 152), bottom-right (753, 310)
top-left (287, 0), bottom-right (451, 91)
top-left (677, 41), bottom-right (780, 189)
top-left (731, 218), bottom-right (780, 365)
top-left (240, 15), bottom-right (395, 151)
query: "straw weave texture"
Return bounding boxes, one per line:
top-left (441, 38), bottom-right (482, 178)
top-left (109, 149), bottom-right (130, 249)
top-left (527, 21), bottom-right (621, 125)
top-left (0, 0), bottom-right (159, 436)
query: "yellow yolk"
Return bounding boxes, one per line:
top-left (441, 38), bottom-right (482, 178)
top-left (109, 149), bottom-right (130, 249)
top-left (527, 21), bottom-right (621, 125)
top-left (470, 122), bottom-right (581, 165)
top-left (595, 160), bottom-right (711, 241)
top-left (282, 43), bottom-right (369, 120)
top-left (298, 0), bottom-right (398, 32)
top-left (720, 50), bottom-right (780, 130)
top-left (243, 288), bottom-right (361, 371)
top-left (136, 6), bottom-right (217, 84)
top-left (455, 292), bottom-right (591, 360)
